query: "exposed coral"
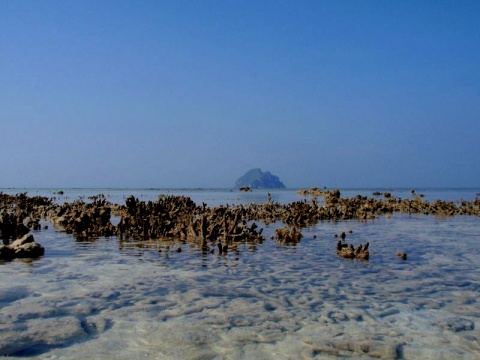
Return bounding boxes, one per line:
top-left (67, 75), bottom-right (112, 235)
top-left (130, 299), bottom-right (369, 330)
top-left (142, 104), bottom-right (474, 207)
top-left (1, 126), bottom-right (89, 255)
top-left (1, 190), bottom-right (479, 261)
top-left (336, 240), bottom-right (370, 261)
top-left (275, 226), bottom-right (303, 244)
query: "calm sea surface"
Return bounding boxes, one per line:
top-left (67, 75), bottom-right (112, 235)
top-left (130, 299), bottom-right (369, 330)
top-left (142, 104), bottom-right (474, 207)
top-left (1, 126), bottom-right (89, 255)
top-left (0, 188), bottom-right (479, 359)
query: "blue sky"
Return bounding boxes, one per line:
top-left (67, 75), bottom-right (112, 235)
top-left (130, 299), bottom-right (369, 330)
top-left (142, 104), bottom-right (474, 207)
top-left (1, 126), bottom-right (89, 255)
top-left (1, 1), bottom-right (479, 188)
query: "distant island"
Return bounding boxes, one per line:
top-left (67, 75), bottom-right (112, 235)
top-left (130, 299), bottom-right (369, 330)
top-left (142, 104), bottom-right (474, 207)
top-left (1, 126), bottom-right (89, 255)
top-left (234, 168), bottom-right (286, 189)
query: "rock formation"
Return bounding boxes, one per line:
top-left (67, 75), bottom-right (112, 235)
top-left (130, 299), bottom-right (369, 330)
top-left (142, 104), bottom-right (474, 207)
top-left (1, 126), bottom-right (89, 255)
top-left (235, 168), bottom-right (285, 189)
top-left (0, 234), bottom-right (45, 260)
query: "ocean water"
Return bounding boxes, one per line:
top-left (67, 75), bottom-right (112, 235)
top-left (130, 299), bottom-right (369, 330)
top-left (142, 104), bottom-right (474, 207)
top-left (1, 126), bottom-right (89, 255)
top-left (0, 188), bottom-right (479, 359)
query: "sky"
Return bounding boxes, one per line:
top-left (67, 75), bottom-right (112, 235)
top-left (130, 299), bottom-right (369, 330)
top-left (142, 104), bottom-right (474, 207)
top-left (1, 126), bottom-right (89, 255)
top-left (1, 1), bottom-right (479, 188)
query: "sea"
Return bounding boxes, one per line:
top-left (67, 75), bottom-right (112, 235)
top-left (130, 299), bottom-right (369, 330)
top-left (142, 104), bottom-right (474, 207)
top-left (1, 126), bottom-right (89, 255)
top-left (0, 188), bottom-right (479, 359)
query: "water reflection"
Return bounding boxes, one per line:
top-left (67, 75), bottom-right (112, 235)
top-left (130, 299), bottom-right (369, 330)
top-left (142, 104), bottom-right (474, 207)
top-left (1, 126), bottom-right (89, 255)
top-left (114, 235), bottom-right (264, 269)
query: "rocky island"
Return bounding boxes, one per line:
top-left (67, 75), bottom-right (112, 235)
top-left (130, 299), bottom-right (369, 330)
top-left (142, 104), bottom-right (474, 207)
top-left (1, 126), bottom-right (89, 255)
top-left (234, 168), bottom-right (286, 189)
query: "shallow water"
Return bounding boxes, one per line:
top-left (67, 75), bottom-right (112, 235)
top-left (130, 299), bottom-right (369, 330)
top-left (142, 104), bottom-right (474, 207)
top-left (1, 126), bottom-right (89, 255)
top-left (3, 186), bottom-right (479, 205)
top-left (1, 189), bottom-right (479, 359)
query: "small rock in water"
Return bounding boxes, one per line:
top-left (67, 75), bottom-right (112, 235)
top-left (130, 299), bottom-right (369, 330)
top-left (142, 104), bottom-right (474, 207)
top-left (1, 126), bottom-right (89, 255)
top-left (0, 234), bottom-right (45, 260)
top-left (336, 240), bottom-right (369, 260)
top-left (435, 317), bottom-right (475, 332)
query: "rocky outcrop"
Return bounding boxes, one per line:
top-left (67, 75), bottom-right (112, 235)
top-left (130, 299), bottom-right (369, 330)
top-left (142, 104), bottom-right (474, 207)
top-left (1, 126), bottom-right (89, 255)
top-left (0, 193), bottom-right (50, 260)
top-left (0, 234), bottom-right (45, 260)
top-left (235, 168), bottom-right (285, 189)
top-left (0, 193), bottom-right (52, 239)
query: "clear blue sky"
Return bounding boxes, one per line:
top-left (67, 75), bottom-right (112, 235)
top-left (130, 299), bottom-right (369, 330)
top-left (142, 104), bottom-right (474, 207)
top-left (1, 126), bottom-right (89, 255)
top-left (1, 1), bottom-right (479, 188)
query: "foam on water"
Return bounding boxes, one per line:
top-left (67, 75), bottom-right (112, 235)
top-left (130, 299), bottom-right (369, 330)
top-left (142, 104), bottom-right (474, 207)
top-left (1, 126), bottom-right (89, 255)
top-left (0, 189), bottom-right (479, 359)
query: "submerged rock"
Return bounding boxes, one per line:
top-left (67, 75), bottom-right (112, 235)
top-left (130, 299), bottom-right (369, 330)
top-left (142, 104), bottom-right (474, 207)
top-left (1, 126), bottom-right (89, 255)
top-left (0, 316), bottom-right (87, 356)
top-left (0, 245), bottom-right (14, 260)
top-left (435, 317), bottom-right (475, 332)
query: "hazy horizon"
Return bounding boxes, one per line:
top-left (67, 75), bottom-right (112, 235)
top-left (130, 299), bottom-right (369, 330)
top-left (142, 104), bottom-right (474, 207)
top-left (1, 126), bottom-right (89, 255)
top-left (2, 183), bottom-right (480, 191)
top-left (1, 1), bottom-right (479, 189)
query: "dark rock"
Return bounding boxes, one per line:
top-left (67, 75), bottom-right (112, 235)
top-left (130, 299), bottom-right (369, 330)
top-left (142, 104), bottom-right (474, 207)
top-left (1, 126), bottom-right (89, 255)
top-left (435, 317), bottom-right (475, 332)
top-left (0, 245), bottom-right (14, 260)
top-left (13, 241), bottom-right (45, 258)
top-left (336, 240), bottom-right (348, 251)
top-left (9, 234), bottom-right (45, 259)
